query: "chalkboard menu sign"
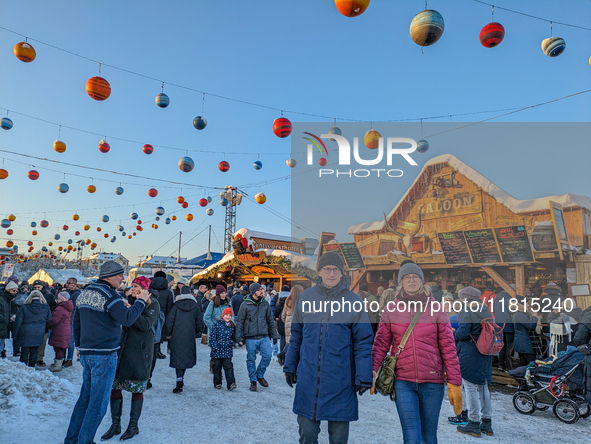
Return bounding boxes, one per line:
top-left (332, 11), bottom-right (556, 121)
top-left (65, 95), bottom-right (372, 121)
top-left (340, 243), bottom-right (365, 269)
top-left (494, 225), bottom-right (534, 263)
top-left (464, 229), bottom-right (501, 263)
top-left (437, 231), bottom-right (472, 264)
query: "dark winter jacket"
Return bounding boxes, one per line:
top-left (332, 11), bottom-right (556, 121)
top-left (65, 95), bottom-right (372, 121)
top-left (572, 306), bottom-right (591, 403)
top-left (47, 300), bottom-right (74, 349)
top-left (74, 279), bottom-right (146, 355)
top-left (235, 295), bottom-right (275, 342)
top-left (116, 297), bottom-right (161, 381)
top-left (454, 301), bottom-right (493, 385)
top-left (0, 289), bottom-right (13, 339)
top-left (231, 292), bottom-right (245, 317)
top-left (430, 286), bottom-right (443, 303)
top-left (149, 276), bottom-right (174, 319)
top-left (14, 300), bottom-right (52, 348)
top-left (540, 286), bottom-right (563, 323)
top-left (165, 295), bottom-right (202, 369)
top-left (492, 291), bottom-right (515, 333)
top-left (274, 292), bottom-right (289, 336)
top-left (513, 311), bottom-right (538, 354)
top-left (209, 317), bottom-right (236, 359)
top-left (358, 290), bottom-right (380, 325)
top-left (283, 277), bottom-right (374, 422)
top-left (200, 294), bottom-right (211, 315)
top-left (66, 288), bottom-right (81, 306)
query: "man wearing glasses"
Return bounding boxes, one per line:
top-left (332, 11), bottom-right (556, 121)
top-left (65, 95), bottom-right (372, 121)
top-left (284, 251), bottom-right (373, 444)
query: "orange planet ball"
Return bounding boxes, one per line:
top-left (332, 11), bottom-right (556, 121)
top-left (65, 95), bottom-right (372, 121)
top-left (54, 140), bottom-right (66, 153)
top-left (58, 246), bottom-right (63, 251)
top-left (72, 214), bottom-right (80, 221)
top-left (86, 239), bottom-right (91, 245)
top-left (177, 196), bottom-right (185, 204)
top-left (5, 241), bottom-right (13, 248)
top-left (87, 185), bottom-right (96, 193)
top-left (364, 129), bottom-right (382, 149)
top-left (96, 227), bottom-right (102, 232)
top-left (186, 214), bottom-right (193, 221)
top-left (148, 188), bottom-right (158, 197)
top-left (86, 76), bottom-right (111, 101)
top-left (0, 169), bottom-right (8, 179)
top-left (83, 225), bottom-right (90, 231)
top-left (335, 0), bottom-right (370, 17)
top-left (32, 230), bottom-right (37, 235)
top-left (14, 41), bottom-right (36, 62)
top-left (48, 242), bottom-right (53, 246)
top-left (171, 215), bottom-right (177, 221)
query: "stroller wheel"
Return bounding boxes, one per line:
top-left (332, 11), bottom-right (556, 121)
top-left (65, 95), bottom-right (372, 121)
top-left (572, 395), bottom-right (590, 419)
top-left (553, 399), bottom-right (580, 424)
top-left (513, 392), bottom-right (536, 415)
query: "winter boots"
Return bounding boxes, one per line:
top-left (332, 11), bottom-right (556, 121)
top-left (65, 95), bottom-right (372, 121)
top-left (201, 334), bottom-right (208, 345)
top-left (257, 378), bottom-right (269, 388)
top-left (63, 359), bottom-right (73, 368)
top-left (481, 418), bottom-right (494, 436)
top-left (0, 350), bottom-right (6, 358)
top-left (209, 360), bottom-right (214, 374)
top-left (120, 399), bottom-right (143, 440)
top-left (457, 420), bottom-right (481, 438)
top-left (250, 381), bottom-right (257, 391)
top-left (101, 398), bottom-right (122, 441)
top-left (173, 380), bottom-right (184, 394)
top-left (448, 410), bottom-right (469, 425)
top-left (49, 359), bottom-right (63, 372)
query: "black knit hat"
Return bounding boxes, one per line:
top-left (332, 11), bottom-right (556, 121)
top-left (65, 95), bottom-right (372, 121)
top-left (98, 261), bottom-right (124, 279)
top-left (282, 285), bottom-right (290, 292)
top-left (154, 271), bottom-right (167, 278)
top-left (317, 252), bottom-right (345, 273)
top-left (359, 284), bottom-right (369, 292)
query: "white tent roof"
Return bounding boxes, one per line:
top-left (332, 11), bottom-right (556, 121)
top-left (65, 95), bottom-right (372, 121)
top-left (27, 269), bottom-right (92, 285)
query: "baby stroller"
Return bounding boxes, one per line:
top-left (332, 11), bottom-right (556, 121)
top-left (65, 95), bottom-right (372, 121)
top-left (509, 348), bottom-right (589, 424)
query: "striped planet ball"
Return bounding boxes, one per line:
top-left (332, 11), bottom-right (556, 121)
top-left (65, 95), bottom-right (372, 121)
top-left (178, 156), bottom-right (194, 172)
top-left (199, 198), bottom-right (208, 207)
top-left (111, 236), bottom-right (116, 243)
top-left (5, 241), bottom-right (13, 248)
top-left (273, 117), bottom-right (292, 138)
top-left (86, 76), bottom-right (111, 101)
top-left (0, 169), bottom-right (8, 179)
top-left (335, 0), bottom-right (370, 17)
top-left (6, 229), bottom-right (13, 235)
top-left (148, 188), bottom-right (158, 197)
top-left (58, 183), bottom-right (69, 193)
top-left (255, 192), bottom-right (266, 204)
top-left (1, 118), bottom-right (13, 130)
top-left (542, 37), bottom-right (566, 57)
top-left (165, 218), bottom-right (171, 224)
top-left (193, 116), bottom-right (207, 130)
top-left (115, 186), bottom-right (124, 195)
top-left (54, 140), bottom-right (66, 153)
top-left (103, 233), bottom-right (109, 239)
top-left (131, 213), bottom-right (138, 220)
top-left (479, 22), bottom-right (505, 48)
top-left (27, 241), bottom-right (33, 246)
top-left (97, 227), bottom-right (102, 232)
top-left (410, 9), bottom-right (445, 47)
top-left (171, 216), bottom-right (177, 221)
top-left (182, 202), bottom-right (189, 208)
top-left (1, 219), bottom-right (10, 228)
top-left (186, 213), bottom-right (193, 221)
top-left (207, 196), bottom-right (212, 203)
top-left (319, 158), bottom-right (327, 166)
top-left (328, 126), bottom-right (342, 141)
top-left (218, 161), bottom-right (230, 172)
top-left (253, 160), bottom-right (263, 170)
top-left (206, 208), bottom-right (214, 216)
top-left (75, 231), bottom-right (80, 236)
top-left (364, 129), bottom-right (382, 149)
top-left (155, 92), bottom-right (170, 108)
top-left (143, 144), bottom-right (154, 155)
top-left (87, 185), bottom-right (96, 193)
top-left (14, 42), bottom-right (36, 62)
top-left (156, 207), bottom-right (165, 215)
top-left (117, 225), bottom-right (124, 232)
top-left (28, 170), bottom-right (39, 180)
top-left (102, 215), bottom-right (109, 223)
top-left (417, 139), bottom-right (429, 153)
top-left (63, 226), bottom-right (69, 231)
top-left (99, 139), bottom-right (110, 153)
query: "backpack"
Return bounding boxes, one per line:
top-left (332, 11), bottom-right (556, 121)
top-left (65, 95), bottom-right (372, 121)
top-left (472, 317), bottom-right (504, 356)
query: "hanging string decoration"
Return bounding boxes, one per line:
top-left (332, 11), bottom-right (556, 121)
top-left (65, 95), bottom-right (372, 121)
top-left (253, 160), bottom-right (263, 170)
top-left (193, 116), bottom-right (207, 130)
top-left (148, 188), bottom-right (158, 197)
top-left (99, 139), bottom-right (110, 153)
top-left (54, 140), bottom-right (66, 153)
top-left (335, 0), bottom-right (370, 17)
top-left (218, 161), bottom-right (230, 172)
top-left (28, 170), bottom-right (39, 180)
top-left (1, 117), bottom-right (13, 130)
top-left (58, 183), bottom-right (69, 193)
top-left (364, 129), bottom-right (381, 149)
top-left (410, 10), bottom-right (445, 47)
top-left (273, 117), bottom-right (292, 138)
top-left (143, 144), bottom-right (154, 155)
top-left (255, 192), bottom-right (267, 204)
top-left (178, 156), bottom-right (195, 172)
top-left (155, 92), bottom-right (170, 108)
top-left (14, 41), bottom-right (36, 62)
top-left (115, 186), bottom-right (124, 195)
top-left (86, 76), bottom-right (111, 101)
top-left (480, 22), bottom-right (505, 48)
top-left (417, 139), bottom-right (429, 153)
top-left (542, 37), bottom-right (566, 57)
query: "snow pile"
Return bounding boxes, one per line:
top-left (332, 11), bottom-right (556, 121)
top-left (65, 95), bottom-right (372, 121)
top-left (0, 359), bottom-right (76, 416)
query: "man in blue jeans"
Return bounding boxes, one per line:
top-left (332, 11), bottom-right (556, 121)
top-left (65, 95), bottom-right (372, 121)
top-left (64, 277), bottom-right (81, 368)
top-left (64, 261), bottom-right (149, 444)
top-left (235, 283), bottom-right (275, 392)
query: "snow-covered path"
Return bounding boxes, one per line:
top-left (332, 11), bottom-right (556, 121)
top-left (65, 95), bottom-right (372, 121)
top-left (1, 341), bottom-right (588, 444)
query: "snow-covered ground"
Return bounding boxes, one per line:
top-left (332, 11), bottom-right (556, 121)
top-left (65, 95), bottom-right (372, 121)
top-left (0, 341), bottom-right (588, 444)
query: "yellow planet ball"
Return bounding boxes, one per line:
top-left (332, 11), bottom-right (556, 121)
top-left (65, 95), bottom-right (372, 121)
top-left (364, 129), bottom-right (382, 149)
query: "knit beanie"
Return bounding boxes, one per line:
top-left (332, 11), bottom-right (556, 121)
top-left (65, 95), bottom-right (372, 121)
top-left (5, 281), bottom-right (18, 291)
top-left (359, 284), bottom-right (369, 292)
top-left (317, 252), bottom-right (345, 273)
top-left (98, 261), bottom-right (124, 279)
top-left (397, 262), bottom-right (424, 284)
top-left (215, 285), bottom-right (227, 296)
top-left (222, 307), bottom-right (233, 317)
top-left (249, 283), bottom-right (261, 294)
top-left (57, 291), bottom-right (71, 301)
top-left (154, 271), bottom-right (167, 279)
top-left (282, 285), bottom-right (290, 292)
top-left (459, 286), bottom-right (481, 300)
top-left (166, 274), bottom-right (175, 283)
top-left (132, 276), bottom-right (151, 290)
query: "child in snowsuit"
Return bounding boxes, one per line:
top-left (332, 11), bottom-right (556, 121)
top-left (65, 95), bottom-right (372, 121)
top-left (209, 307), bottom-right (236, 390)
top-left (46, 291), bottom-right (74, 372)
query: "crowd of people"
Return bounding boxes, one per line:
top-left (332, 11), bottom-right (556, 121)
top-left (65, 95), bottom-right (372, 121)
top-left (1, 253), bottom-right (590, 444)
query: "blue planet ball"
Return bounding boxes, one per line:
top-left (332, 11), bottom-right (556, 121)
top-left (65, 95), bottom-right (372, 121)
top-left (417, 139), bottom-right (429, 154)
top-left (193, 116), bottom-right (207, 130)
top-left (68, 239), bottom-right (73, 244)
top-left (130, 213), bottom-right (138, 220)
top-left (1, 219), bottom-right (10, 228)
top-left (542, 37), bottom-right (566, 57)
top-left (42, 246), bottom-right (48, 252)
top-left (121, 232), bottom-right (126, 236)
top-left (155, 217), bottom-right (160, 221)
top-left (117, 225), bottom-right (124, 232)
top-left (102, 215), bottom-right (109, 223)
top-left (111, 236), bottom-right (116, 243)
top-left (165, 218), bottom-right (171, 225)
top-left (155, 92), bottom-right (170, 108)
top-left (207, 196), bottom-right (212, 203)
top-left (156, 207), bottom-right (165, 216)
top-left (328, 126), bottom-right (342, 141)
top-left (178, 156), bottom-right (194, 173)
top-left (253, 160), bottom-right (263, 170)
top-left (1, 117), bottom-right (13, 130)
top-left (54, 234), bottom-right (61, 240)
top-left (206, 208), bottom-right (214, 216)
top-left (220, 198), bottom-right (228, 206)
top-left (31, 221), bottom-right (37, 228)
top-left (58, 183), bottom-right (69, 193)
top-left (115, 187), bottom-right (124, 195)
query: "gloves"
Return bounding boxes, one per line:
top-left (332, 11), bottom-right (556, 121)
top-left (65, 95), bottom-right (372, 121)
top-left (447, 383), bottom-right (463, 416)
top-left (370, 370), bottom-right (377, 395)
top-left (356, 385), bottom-right (369, 396)
top-left (285, 372), bottom-right (297, 388)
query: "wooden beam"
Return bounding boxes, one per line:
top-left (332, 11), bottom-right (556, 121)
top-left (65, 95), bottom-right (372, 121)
top-left (482, 266), bottom-right (516, 298)
top-left (515, 265), bottom-right (526, 296)
top-left (350, 269), bottom-right (368, 292)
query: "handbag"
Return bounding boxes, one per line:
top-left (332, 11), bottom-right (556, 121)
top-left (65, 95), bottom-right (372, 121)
top-left (375, 304), bottom-right (424, 401)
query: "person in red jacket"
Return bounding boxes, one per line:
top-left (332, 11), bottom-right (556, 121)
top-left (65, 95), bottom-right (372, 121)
top-left (371, 262), bottom-right (463, 444)
top-left (46, 291), bottom-right (74, 372)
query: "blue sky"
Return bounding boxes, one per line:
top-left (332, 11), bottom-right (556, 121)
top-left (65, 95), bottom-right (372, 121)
top-left (0, 0), bottom-right (589, 263)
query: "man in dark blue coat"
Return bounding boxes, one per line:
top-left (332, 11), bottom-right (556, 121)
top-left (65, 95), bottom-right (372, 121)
top-left (283, 252), bottom-right (373, 444)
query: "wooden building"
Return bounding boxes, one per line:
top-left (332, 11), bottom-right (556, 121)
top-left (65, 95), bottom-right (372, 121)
top-left (348, 154), bottom-right (591, 308)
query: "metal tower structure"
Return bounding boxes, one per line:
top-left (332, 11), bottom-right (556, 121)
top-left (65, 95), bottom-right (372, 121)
top-left (222, 186), bottom-right (242, 253)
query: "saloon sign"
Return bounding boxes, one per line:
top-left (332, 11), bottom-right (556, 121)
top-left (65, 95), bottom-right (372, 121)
top-left (420, 191), bottom-right (482, 221)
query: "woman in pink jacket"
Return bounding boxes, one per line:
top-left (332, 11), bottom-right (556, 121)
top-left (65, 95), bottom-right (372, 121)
top-left (372, 262), bottom-right (462, 444)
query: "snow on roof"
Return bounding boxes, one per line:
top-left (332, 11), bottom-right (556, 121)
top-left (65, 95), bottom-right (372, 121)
top-left (141, 255), bottom-right (187, 265)
top-left (83, 252), bottom-right (127, 261)
top-left (349, 154), bottom-right (591, 235)
top-left (28, 269), bottom-right (92, 285)
top-left (235, 228), bottom-right (301, 244)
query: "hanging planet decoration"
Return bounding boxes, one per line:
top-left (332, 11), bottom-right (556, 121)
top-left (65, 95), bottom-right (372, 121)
top-left (72, 214), bottom-right (79, 221)
top-left (86, 76), bottom-right (111, 101)
top-left (121, 232), bottom-right (126, 236)
top-left (14, 41), bottom-right (36, 62)
top-left (5, 241), bottom-right (13, 248)
top-left (177, 196), bottom-right (185, 204)
top-left (1, 118), bottom-right (13, 130)
top-left (328, 126), bottom-right (342, 141)
top-left (220, 198), bottom-right (228, 207)
top-left (136, 226), bottom-right (143, 231)
top-left (0, 169), bottom-right (8, 179)
top-left (178, 156), bottom-right (194, 172)
top-left (31, 230), bottom-right (37, 236)
top-left (186, 213), bottom-right (193, 221)
top-left (75, 231), bottom-right (80, 236)
top-left (193, 116), bottom-right (207, 130)
top-left (165, 218), bottom-right (171, 224)
top-left (128, 235), bottom-right (132, 239)
top-left (207, 196), bottom-right (212, 203)
top-left (27, 241), bottom-right (33, 246)
top-left (410, 9), bottom-right (445, 47)
top-left (83, 224), bottom-right (90, 231)
top-left (255, 192), bottom-right (266, 204)
top-left (253, 160), bottom-right (263, 170)
top-left (62, 225), bottom-right (69, 231)
top-left (148, 188), bottom-right (158, 197)
top-left (156, 207), bottom-right (165, 215)
top-left (364, 129), bottom-right (381, 149)
top-left (206, 208), bottom-right (214, 216)
top-left (0, 219), bottom-right (10, 228)
top-left (31, 221), bottom-right (37, 227)
top-left (272, 117), bottom-right (292, 138)
top-left (54, 234), bottom-right (60, 240)
top-left (182, 202), bottom-right (188, 208)
top-left (54, 140), bottom-right (66, 153)
top-left (416, 139), bottom-right (429, 153)
top-left (8, 215), bottom-right (15, 222)
top-left (101, 215), bottom-right (109, 223)
top-left (58, 183), bottom-right (69, 193)
top-left (479, 22), bottom-right (505, 48)
top-left (542, 37), bottom-right (566, 57)
top-left (155, 217), bottom-right (160, 221)
top-left (28, 170), bottom-right (39, 180)
top-left (67, 239), bottom-right (73, 244)
top-left (87, 185), bottom-right (96, 193)
top-left (96, 227), bottom-right (102, 232)
top-left (111, 236), bottom-right (116, 243)
top-left (171, 216), bottom-right (177, 221)
top-left (103, 233), bottom-right (109, 238)
top-left (218, 161), bottom-right (230, 172)
top-left (319, 158), bottom-right (327, 166)
top-left (286, 159), bottom-right (297, 168)
top-left (143, 144), bottom-right (154, 155)
top-left (199, 198), bottom-right (208, 207)
top-left (117, 225), bottom-right (124, 231)
top-left (6, 229), bottom-right (13, 235)
top-left (40, 220), bottom-right (49, 228)
top-left (335, 0), bottom-right (370, 17)
top-left (99, 139), bottom-right (110, 153)
top-left (130, 213), bottom-right (138, 220)
top-left (155, 92), bottom-right (170, 108)
top-left (115, 186), bottom-right (124, 195)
